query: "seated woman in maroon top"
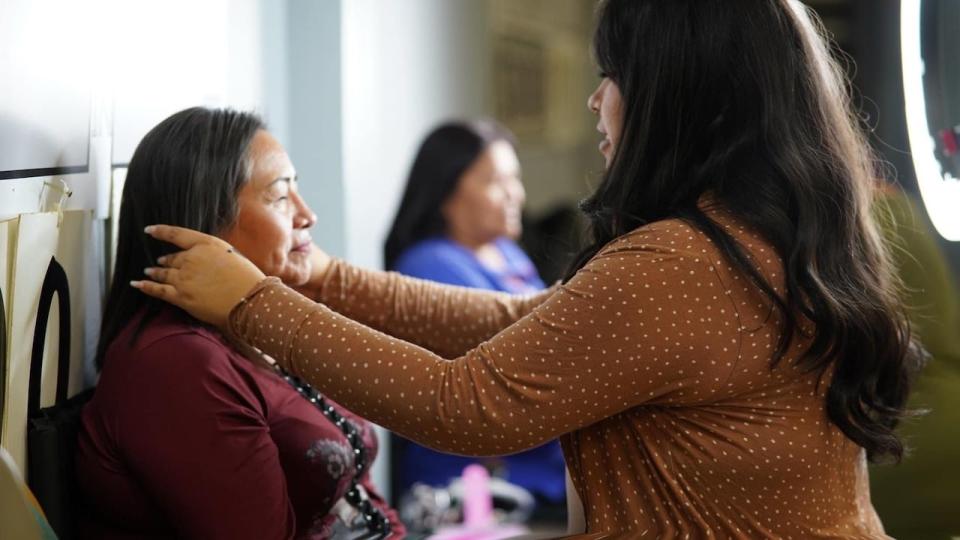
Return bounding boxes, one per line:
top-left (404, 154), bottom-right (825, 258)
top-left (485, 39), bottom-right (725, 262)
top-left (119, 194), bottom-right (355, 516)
top-left (76, 108), bottom-right (404, 539)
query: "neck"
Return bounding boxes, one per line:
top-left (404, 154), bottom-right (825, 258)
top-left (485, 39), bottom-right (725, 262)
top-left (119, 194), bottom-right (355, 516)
top-left (446, 228), bottom-right (495, 253)
top-left (448, 231), bottom-right (508, 272)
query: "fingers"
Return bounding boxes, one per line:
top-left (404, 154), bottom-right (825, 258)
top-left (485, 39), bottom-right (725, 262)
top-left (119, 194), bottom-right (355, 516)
top-left (131, 279), bottom-right (180, 302)
top-left (156, 251), bottom-right (188, 268)
top-left (144, 266), bottom-right (178, 284)
top-left (144, 224), bottom-right (219, 250)
top-left (156, 246), bottom-right (240, 270)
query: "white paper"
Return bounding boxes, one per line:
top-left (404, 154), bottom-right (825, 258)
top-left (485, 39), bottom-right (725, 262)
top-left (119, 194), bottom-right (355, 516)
top-left (55, 210), bottom-right (96, 397)
top-left (1, 212), bottom-right (59, 472)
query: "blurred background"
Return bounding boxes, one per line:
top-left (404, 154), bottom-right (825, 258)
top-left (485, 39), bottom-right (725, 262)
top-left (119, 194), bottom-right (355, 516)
top-left (0, 1), bottom-right (957, 538)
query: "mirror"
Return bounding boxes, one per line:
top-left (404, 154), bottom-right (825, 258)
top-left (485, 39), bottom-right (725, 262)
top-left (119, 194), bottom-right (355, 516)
top-left (902, 0), bottom-right (960, 241)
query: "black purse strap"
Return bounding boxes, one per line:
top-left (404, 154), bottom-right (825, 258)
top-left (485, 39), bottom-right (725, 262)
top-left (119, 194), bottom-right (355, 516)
top-left (28, 256), bottom-right (71, 416)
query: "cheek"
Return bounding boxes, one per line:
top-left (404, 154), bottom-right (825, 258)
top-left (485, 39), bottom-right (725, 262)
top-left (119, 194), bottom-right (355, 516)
top-left (268, 242), bottom-right (313, 286)
top-left (233, 217), bottom-right (294, 274)
top-left (485, 193), bottom-right (517, 234)
top-left (606, 89), bottom-right (624, 142)
top-left (459, 189), bottom-right (496, 223)
top-left (481, 190), bottom-right (509, 218)
top-left (603, 107), bottom-right (620, 143)
top-left (279, 251), bottom-right (312, 285)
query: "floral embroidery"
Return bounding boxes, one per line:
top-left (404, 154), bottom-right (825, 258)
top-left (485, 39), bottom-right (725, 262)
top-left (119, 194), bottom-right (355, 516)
top-left (305, 439), bottom-right (354, 479)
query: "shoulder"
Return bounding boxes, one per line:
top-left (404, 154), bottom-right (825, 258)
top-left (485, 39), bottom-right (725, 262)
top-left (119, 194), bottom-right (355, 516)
top-left (102, 309), bottom-right (242, 385)
top-left (393, 238), bottom-right (489, 286)
top-left (395, 238), bottom-right (473, 269)
top-left (572, 218), bottom-right (737, 303)
top-left (596, 218), bottom-right (713, 262)
top-left (589, 216), bottom-right (783, 295)
top-left (92, 310), bottom-right (273, 426)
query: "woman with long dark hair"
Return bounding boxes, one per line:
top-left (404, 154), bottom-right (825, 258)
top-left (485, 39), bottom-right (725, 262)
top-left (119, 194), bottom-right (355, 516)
top-left (384, 120), bottom-right (539, 295)
top-left (384, 120), bottom-right (565, 508)
top-left (385, 120), bottom-right (523, 272)
top-left (136, 1), bottom-right (921, 536)
top-left (76, 107), bottom-right (403, 539)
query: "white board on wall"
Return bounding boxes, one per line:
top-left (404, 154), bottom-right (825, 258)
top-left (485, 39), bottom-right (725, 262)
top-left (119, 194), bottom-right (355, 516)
top-left (0, 0), bottom-right (92, 180)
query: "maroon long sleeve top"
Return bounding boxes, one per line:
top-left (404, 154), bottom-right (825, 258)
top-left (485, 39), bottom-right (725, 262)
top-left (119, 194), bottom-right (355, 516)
top-left (76, 307), bottom-right (403, 539)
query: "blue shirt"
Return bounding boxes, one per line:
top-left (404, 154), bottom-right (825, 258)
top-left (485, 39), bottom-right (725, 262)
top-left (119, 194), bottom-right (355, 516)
top-left (393, 237), bottom-right (545, 294)
top-left (392, 237), bottom-right (565, 502)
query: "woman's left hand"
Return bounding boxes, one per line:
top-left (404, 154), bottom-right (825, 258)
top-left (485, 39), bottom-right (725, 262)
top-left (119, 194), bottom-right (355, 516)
top-left (134, 225), bottom-right (267, 328)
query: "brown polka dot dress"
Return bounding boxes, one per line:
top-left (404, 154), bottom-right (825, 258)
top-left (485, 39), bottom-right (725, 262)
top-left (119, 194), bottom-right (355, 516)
top-left (229, 207), bottom-right (890, 538)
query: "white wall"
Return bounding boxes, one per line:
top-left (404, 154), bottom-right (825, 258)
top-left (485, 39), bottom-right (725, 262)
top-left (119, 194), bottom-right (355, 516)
top-left (341, 0), bottom-right (490, 270)
top-left (108, 0), bottom-right (264, 165)
top-left (338, 0), bottom-right (491, 494)
top-left (286, 0), bottom-right (346, 257)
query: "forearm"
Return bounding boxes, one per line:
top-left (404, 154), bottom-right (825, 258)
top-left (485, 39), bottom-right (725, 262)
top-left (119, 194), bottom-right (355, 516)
top-left (230, 280), bottom-right (593, 456)
top-left (313, 258), bottom-right (556, 357)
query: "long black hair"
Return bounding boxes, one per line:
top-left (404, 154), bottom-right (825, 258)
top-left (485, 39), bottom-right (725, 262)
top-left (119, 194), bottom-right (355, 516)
top-left (569, 0), bottom-right (921, 463)
top-left (383, 120), bottom-right (516, 270)
top-left (96, 107), bottom-right (264, 369)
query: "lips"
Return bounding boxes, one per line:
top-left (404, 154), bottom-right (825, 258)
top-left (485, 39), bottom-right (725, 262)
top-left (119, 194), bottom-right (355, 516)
top-left (596, 123), bottom-right (611, 154)
top-left (291, 240), bottom-right (312, 253)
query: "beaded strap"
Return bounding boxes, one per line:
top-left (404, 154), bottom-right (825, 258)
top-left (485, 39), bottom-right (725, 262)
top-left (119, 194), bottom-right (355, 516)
top-left (275, 365), bottom-right (392, 538)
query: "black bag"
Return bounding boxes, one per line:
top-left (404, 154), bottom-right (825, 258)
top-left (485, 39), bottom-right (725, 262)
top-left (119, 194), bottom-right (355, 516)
top-left (26, 256), bottom-right (94, 540)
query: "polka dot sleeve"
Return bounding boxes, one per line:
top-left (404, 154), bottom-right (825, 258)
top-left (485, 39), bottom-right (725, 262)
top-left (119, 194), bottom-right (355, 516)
top-left (230, 227), bottom-right (743, 456)
top-left (310, 258), bottom-right (558, 358)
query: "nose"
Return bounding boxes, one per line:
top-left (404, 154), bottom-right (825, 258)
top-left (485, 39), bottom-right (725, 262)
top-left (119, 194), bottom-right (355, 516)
top-left (587, 83), bottom-right (602, 114)
top-left (292, 191), bottom-right (317, 229)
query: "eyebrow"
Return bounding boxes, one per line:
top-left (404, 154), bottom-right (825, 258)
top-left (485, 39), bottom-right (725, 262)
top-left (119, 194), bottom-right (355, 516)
top-left (266, 175), bottom-right (297, 188)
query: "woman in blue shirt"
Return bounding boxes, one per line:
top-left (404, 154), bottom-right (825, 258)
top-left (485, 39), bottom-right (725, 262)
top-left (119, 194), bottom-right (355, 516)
top-left (384, 120), bottom-right (564, 510)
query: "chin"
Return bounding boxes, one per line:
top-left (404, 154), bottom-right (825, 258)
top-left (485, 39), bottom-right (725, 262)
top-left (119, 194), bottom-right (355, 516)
top-left (277, 265), bottom-right (312, 287)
